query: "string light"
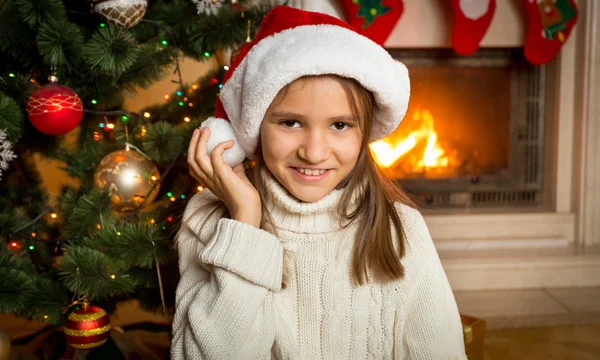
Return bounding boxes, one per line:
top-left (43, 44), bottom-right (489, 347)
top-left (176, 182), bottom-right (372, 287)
top-left (144, 112), bottom-right (151, 118)
top-left (180, 194), bottom-right (186, 199)
top-left (29, 245), bottom-right (35, 250)
top-left (183, 97), bottom-right (188, 101)
top-left (204, 52), bottom-right (210, 57)
top-left (184, 117), bottom-right (190, 122)
top-left (121, 115), bottom-right (128, 122)
top-left (91, 99), bottom-right (97, 104)
top-left (164, 94), bottom-right (170, 100)
top-left (197, 186), bottom-right (204, 192)
top-left (176, 91), bottom-right (182, 96)
top-left (178, 101), bottom-right (184, 107)
top-left (188, 103), bottom-right (194, 107)
top-left (9, 241), bottom-right (18, 248)
top-left (167, 217), bottom-right (173, 222)
top-left (151, 175), bottom-right (157, 181)
top-left (150, 219), bottom-right (155, 224)
top-left (100, 23), bottom-right (106, 28)
top-left (170, 196), bottom-right (176, 202)
top-left (51, 213), bottom-right (58, 219)
top-left (167, 192), bottom-right (172, 197)
top-left (31, 232), bottom-right (36, 237)
top-left (93, 132), bottom-right (100, 141)
top-left (96, 224), bottom-right (101, 229)
top-left (218, 84), bottom-right (223, 89)
top-left (44, 315), bottom-right (48, 319)
top-left (99, 123), bottom-right (105, 128)
top-left (117, 232), bottom-right (121, 236)
top-left (110, 274), bottom-right (116, 279)
top-left (9, 73), bottom-right (15, 77)
top-left (224, 66), bottom-right (229, 71)
top-left (161, 40), bottom-right (168, 46)
top-left (192, 84), bottom-right (199, 90)
top-left (106, 123), bottom-right (115, 129)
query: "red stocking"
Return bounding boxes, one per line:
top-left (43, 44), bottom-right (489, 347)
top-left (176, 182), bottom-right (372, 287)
top-left (340, 0), bottom-right (404, 45)
top-left (522, 0), bottom-right (579, 65)
top-left (450, 0), bottom-right (497, 55)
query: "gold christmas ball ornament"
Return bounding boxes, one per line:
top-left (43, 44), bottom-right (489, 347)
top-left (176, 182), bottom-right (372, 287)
top-left (94, 149), bottom-right (160, 212)
top-left (93, 0), bottom-right (148, 29)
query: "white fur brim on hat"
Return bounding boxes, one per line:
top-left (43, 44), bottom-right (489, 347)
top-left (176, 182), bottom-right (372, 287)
top-left (200, 117), bottom-right (246, 167)
top-left (219, 24), bottom-right (410, 159)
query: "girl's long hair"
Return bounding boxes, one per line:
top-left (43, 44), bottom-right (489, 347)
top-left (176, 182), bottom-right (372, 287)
top-left (180, 75), bottom-right (414, 287)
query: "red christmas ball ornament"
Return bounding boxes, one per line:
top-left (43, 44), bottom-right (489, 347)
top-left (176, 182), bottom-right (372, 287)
top-left (26, 82), bottom-right (83, 135)
top-left (64, 301), bottom-right (111, 350)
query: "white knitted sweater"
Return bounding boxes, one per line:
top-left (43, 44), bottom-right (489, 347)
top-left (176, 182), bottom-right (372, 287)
top-left (171, 170), bottom-right (466, 359)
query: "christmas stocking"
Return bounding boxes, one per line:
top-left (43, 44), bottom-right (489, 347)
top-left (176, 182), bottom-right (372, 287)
top-left (522, 0), bottom-right (579, 65)
top-left (340, 0), bottom-right (404, 45)
top-left (450, 0), bottom-right (496, 55)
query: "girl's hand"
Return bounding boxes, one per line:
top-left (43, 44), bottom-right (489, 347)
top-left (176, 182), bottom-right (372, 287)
top-left (187, 127), bottom-right (261, 228)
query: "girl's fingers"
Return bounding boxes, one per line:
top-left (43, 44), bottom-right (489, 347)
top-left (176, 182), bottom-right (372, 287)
top-left (210, 140), bottom-right (235, 176)
top-left (187, 128), bottom-right (200, 167)
top-left (195, 127), bottom-right (214, 178)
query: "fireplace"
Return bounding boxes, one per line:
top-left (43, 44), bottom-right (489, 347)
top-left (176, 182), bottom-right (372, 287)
top-left (370, 49), bottom-right (546, 209)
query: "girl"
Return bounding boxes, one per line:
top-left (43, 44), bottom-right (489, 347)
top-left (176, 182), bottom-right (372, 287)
top-left (171, 6), bottom-right (466, 360)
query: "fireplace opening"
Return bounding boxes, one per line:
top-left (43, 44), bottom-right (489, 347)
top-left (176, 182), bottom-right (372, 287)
top-left (375, 49), bottom-right (546, 209)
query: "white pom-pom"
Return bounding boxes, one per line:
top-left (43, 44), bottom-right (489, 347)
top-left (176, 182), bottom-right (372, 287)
top-left (199, 117), bottom-right (247, 167)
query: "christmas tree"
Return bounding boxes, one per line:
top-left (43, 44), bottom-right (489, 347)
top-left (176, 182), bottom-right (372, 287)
top-left (0, 0), bottom-right (272, 353)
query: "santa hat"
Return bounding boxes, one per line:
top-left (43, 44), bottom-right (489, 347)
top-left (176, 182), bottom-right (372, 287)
top-left (200, 5), bottom-right (410, 166)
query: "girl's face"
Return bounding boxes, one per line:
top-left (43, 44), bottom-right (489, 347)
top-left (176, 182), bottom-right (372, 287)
top-left (260, 76), bottom-right (363, 203)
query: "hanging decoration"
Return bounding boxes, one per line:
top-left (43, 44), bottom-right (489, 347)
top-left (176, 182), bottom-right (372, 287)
top-left (340, 0), bottom-right (404, 45)
top-left (93, 146), bottom-right (161, 213)
top-left (192, 0), bottom-right (225, 16)
top-left (450, 0), bottom-right (497, 55)
top-left (522, 0), bottom-right (579, 65)
top-left (93, 0), bottom-right (148, 29)
top-left (0, 129), bottom-right (17, 181)
top-left (63, 300), bottom-right (111, 350)
top-left (26, 76), bottom-right (83, 135)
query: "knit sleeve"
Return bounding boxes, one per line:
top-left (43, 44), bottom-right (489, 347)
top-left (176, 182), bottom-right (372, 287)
top-left (170, 191), bottom-right (283, 360)
top-left (394, 205), bottom-right (467, 360)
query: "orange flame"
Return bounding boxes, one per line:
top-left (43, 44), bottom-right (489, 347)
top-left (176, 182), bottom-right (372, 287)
top-left (369, 109), bottom-right (452, 172)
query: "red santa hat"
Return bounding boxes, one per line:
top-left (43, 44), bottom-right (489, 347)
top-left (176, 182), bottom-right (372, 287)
top-left (200, 5), bottom-right (410, 166)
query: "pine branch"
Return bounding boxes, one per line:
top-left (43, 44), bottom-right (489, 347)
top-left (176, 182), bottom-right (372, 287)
top-left (59, 245), bottom-right (137, 300)
top-left (84, 25), bottom-right (140, 76)
top-left (36, 17), bottom-right (84, 72)
top-left (15, 0), bottom-right (67, 28)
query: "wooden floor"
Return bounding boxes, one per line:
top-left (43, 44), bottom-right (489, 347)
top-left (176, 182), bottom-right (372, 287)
top-left (484, 325), bottom-right (600, 360)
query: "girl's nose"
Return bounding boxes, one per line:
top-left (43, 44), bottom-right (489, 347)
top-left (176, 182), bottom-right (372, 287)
top-left (298, 131), bottom-right (330, 164)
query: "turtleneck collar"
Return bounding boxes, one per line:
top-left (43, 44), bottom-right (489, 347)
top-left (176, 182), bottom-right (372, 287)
top-left (260, 168), bottom-right (362, 234)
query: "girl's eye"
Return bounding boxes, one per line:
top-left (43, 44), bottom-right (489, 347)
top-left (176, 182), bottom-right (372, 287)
top-left (281, 120), bottom-right (300, 128)
top-left (331, 122), bottom-right (351, 131)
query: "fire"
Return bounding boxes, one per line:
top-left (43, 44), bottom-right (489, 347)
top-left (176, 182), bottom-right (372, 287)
top-left (369, 109), bottom-right (455, 175)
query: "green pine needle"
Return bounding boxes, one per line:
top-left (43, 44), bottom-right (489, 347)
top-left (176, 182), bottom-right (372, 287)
top-left (64, 189), bottom-right (115, 241)
top-left (15, 0), bottom-right (67, 28)
top-left (59, 246), bottom-right (137, 300)
top-left (36, 19), bottom-right (84, 71)
top-left (143, 122), bottom-right (183, 164)
top-left (0, 92), bottom-right (24, 141)
top-left (84, 26), bottom-right (140, 76)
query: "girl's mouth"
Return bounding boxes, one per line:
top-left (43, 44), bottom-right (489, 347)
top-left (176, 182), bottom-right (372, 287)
top-left (291, 167), bottom-right (331, 181)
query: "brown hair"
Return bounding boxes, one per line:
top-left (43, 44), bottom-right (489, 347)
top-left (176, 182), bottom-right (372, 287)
top-left (180, 75), bottom-right (414, 287)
